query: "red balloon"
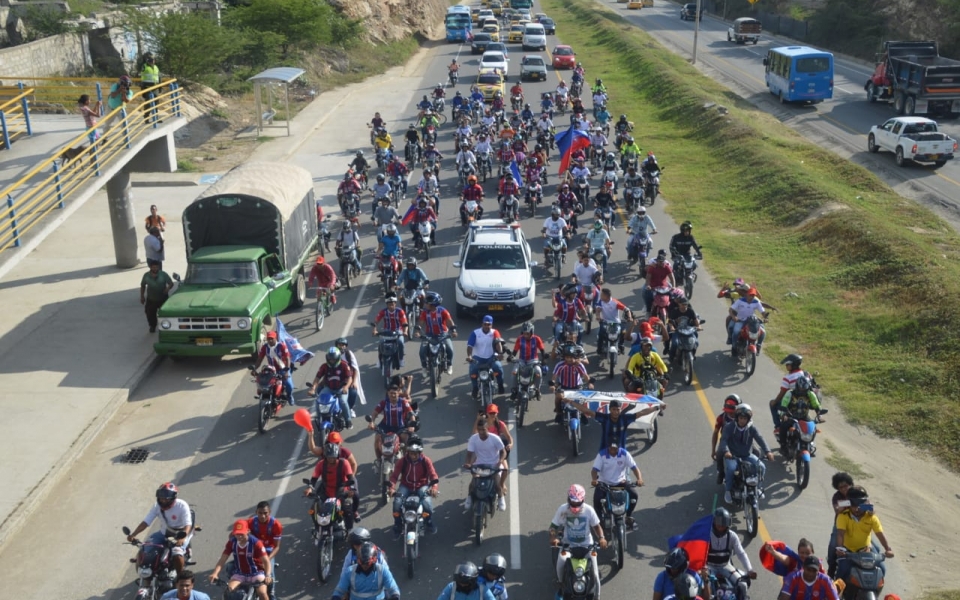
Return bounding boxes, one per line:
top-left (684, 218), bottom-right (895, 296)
top-left (293, 408), bottom-right (313, 432)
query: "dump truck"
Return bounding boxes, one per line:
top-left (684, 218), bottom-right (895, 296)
top-left (865, 40), bottom-right (960, 117)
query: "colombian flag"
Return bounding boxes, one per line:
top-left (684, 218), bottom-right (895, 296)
top-left (400, 203), bottom-right (417, 226)
top-left (275, 317), bottom-right (315, 366)
top-left (760, 541), bottom-right (802, 576)
top-left (668, 514), bottom-right (713, 571)
top-left (554, 124), bottom-right (591, 175)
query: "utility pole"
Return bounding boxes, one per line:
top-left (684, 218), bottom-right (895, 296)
top-left (692, 0), bottom-right (703, 64)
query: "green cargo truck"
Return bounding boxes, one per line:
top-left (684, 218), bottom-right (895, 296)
top-left (154, 162), bottom-right (316, 358)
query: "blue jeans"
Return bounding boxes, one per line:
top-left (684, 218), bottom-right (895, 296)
top-left (149, 530), bottom-right (192, 557)
top-left (419, 337), bottom-right (454, 368)
top-left (642, 285), bottom-right (654, 313)
top-left (469, 356), bottom-right (504, 391)
top-left (320, 387), bottom-right (352, 426)
top-left (723, 455), bottom-right (764, 494)
top-left (728, 319), bottom-right (743, 345)
top-left (392, 485), bottom-right (435, 526)
top-left (554, 320), bottom-right (582, 344)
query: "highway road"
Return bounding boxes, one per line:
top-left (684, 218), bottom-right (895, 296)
top-left (0, 2), bottom-right (911, 599)
top-left (602, 0), bottom-right (960, 230)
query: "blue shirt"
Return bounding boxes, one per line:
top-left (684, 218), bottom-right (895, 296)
top-left (381, 234), bottom-right (402, 257)
top-left (340, 547), bottom-right (389, 578)
top-left (479, 574), bottom-right (508, 600)
top-left (596, 110), bottom-right (611, 124)
top-left (437, 582), bottom-right (496, 600)
top-left (471, 91), bottom-right (485, 103)
top-left (333, 563), bottom-right (399, 600)
top-left (453, 96), bottom-right (466, 107)
top-left (653, 569), bottom-right (702, 597)
top-left (161, 591), bottom-right (211, 600)
top-left (397, 267), bottom-right (429, 289)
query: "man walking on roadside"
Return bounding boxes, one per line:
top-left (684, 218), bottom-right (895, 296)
top-left (144, 226), bottom-right (165, 269)
top-left (140, 262), bottom-right (174, 333)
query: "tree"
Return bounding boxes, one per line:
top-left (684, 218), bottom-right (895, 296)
top-left (23, 5), bottom-right (72, 40)
top-left (225, 0), bottom-right (337, 55)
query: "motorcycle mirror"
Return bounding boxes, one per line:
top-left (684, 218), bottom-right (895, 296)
top-left (365, 414), bottom-right (374, 423)
top-left (410, 401), bottom-right (419, 411)
top-left (172, 273), bottom-right (181, 282)
top-left (122, 525), bottom-right (131, 535)
top-left (302, 478), bottom-right (311, 485)
top-left (176, 530), bottom-right (187, 540)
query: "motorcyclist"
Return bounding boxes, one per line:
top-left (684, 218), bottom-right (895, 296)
top-left (595, 105), bottom-right (612, 130)
top-left (418, 94), bottom-right (432, 112)
top-left (591, 78), bottom-right (606, 95)
top-left (463, 417), bottom-right (508, 511)
top-left (253, 330), bottom-right (295, 402)
top-left (491, 90), bottom-right (505, 113)
top-left (475, 134), bottom-right (494, 171)
top-left (466, 315), bottom-right (506, 398)
top-left (717, 404), bottom-right (775, 505)
top-left (374, 128), bottom-right (393, 153)
top-left (452, 91), bottom-right (467, 119)
top-left (371, 293), bottom-right (408, 363)
top-left (537, 112), bottom-right (555, 136)
top-left (338, 172), bottom-right (362, 211)
top-left (642, 250), bottom-right (676, 315)
top-left (498, 172), bottom-right (521, 204)
top-left (641, 151), bottom-right (660, 177)
top-left (370, 112), bottom-right (386, 139)
top-left (336, 221), bottom-right (362, 269)
top-left (549, 484), bottom-right (605, 599)
top-left (573, 251), bottom-right (600, 289)
top-left (386, 154), bottom-right (409, 195)
top-left (125, 483), bottom-right (194, 576)
top-left (305, 441), bottom-right (360, 529)
top-left (614, 115), bottom-right (632, 150)
top-left (704, 507), bottom-right (756, 591)
top-left (593, 182), bottom-right (617, 223)
top-left (388, 435), bottom-right (439, 536)
top-left (461, 174), bottom-right (485, 224)
top-left (307, 347), bottom-right (354, 429)
top-left (510, 134), bottom-right (526, 156)
top-left (511, 321), bottom-right (545, 398)
top-left (350, 150), bottom-right (371, 178)
top-left (410, 198), bottom-right (437, 246)
top-left (622, 337), bottom-right (668, 395)
top-left (584, 220), bottom-right (612, 272)
top-left (594, 287), bottom-right (632, 353)
top-left (525, 155), bottom-right (544, 186)
top-left (711, 395), bottom-right (741, 485)
top-left (367, 383), bottom-right (417, 459)
top-left (419, 110), bottom-right (440, 141)
top-left (568, 158), bottom-right (592, 200)
top-left (456, 143), bottom-right (478, 178)
top-left (774, 371), bottom-right (824, 450)
top-left (590, 441), bottom-right (643, 530)
top-left (208, 520), bottom-right (272, 600)
top-left (478, 554), bottom-right (509, 600)
top-left (332, 542), bottom-right (400, 600)
top-left (726, 287), bottom-right (766, 354)
top-left (669, 221), bottom-right (703, 261)
top-left (591, 89), bottom-right (607, 114)
top-left (553, 282), bottom-right (586, 346)
top-left (377, 223), bottom-right (403, 260)
top-left (417, 292), bottom-right (457, 376)
top-left (540, 92), bottom-right (555, 116)
top-left (433, 82), bottom-right (446, 103)
top-left (550, 345), bottom-right (593, 423)
top-left (770, 354), bottom-right (815, 429)
top-left (373, 195), bottom-right (400, 235)
top-left (520, 103), bottom-right (535, 123)
top-left (619, 136), bottom-right (642, 171)
top-left (371, 173), bottom-right (393, 213)
top-left (340, 528), bottom-right (387, 577)
top-left (834, 486), bottom-right (894, 583)
top-left (570, 95), bottom-right (585, 117)
top-left (589, 127), bottom-right (608, 163)
top-left (449, 58), bottom-right (460, 76)
top-left (422, 142), bottom-right (444, 171)
top-left (509, 82), bottom-right (524, 105)
top-left (404, 124), bottom-right (422, 162)
top-left (438, 562), bottom-right (496, 600)
top-left (666, 296), bottom-right (700, 361)
top-left (626, 205), bottom-right (656, 263)
top-left (777, 556), bottom-right (838, 600)
top-left (653, 548), bottom-right (706, 600)
top-left (396, 256), bottom-right (430, 302)
top-left (555, 80), bottom-right (569, 106)
top-left (470, 86), bottom-right (485, 105)
top-left (418, 168), bottom-right (440, 205)
top-left (496, 141), bottom-right (516, 170)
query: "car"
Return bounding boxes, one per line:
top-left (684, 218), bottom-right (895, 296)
top-left (476, 68), bottom-right (505, 101)
top-left (482, 23), bottom-right (501, 42)
top-left (518, 11), bottom-right (532, 21)
top-left (507, 24), bottom-right (525, 44)
top-left (521, 23), bottom-right (546, 51)
top-left (481, 16), bottom-right (498, 28)
top-left (471, 33), bottom-right (493, 55)
top-left (535, 12), bottom-right (548, 22)
top-left (680, 3), bottom-right (702, 20)
top-left (552, 45), bottom-right (576, 69)
top-left (478, 9), bottom-right (495, 22)
top-left (539, 17), bottom-right (556, 34)
top-left (520, 54), bottom-right (548, 81)
top-left (491, 1), bottom-right (503, 15)
top-left (480, 50), bottom-right (510, 79)
top-left (627, 0), bottom-right (643, 9)
top-left (486, 41), bottom-right (509, 59)
top-left (471, 7), bottom-right (481, 23)
top-left (453, 220), bottom-right (537, 319)
top-left (867, 116), bottom-right (957, 168)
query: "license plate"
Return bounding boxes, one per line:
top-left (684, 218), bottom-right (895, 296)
top-left (488, 304), bottom-right (505, 311)
top-left (930, 154), bottom-right (940, 159)
top-left (195, 338), bottom-right (213, 346)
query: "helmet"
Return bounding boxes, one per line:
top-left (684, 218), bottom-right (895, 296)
top-left (377, 174), bottom-right (385, 182)
top-left (551, 206), bottom-right (561, 216)
top-left (454, 562), bottom-right (480, 589)
top-left (356, 150), bottom-right (364, 157)
top-left (342, 222), bottom-right (350, 231)
top-left (594, 220), bottom-right (603, 230)
top-left (734, 404), bottom-right (753, 420)
top-left (418, 198), bottom-right (427, 206)
top-left (348, 527), bottom-right (371, 546)
top-left (664, 547), bottom-right (690, 573)
top-left (627, 135), bottom-right (635, 143)
top-left (781, 354), bottom-right (803, 370)
top-left (680, 220), bottom-right (693, 232)
top-left (482, 553), bottom-right (507, 579)
top-left (406, 438), bottom-right (424, 454)
top-left (156, 482), bottom-right (178, 504)
top-left (640, 336), bottom-right (653, 347)
top-left (408, 123), bottom-right (416, 129)
top-left (619, 114), bottom-right (627, 120)
top-left (846, 486), bottom-right (870, 506)
top-left (456, 91), bottom-right (463, 97)
top-left (336, 337), bottom-right (349, 347)
top-left (562, 283), bottom-right (578, 296)
top-left (386, 224), bottom-right (397, 235)
top-left (567, 484), bottom-right (586, 513)
top-left (713, 507), bottom-right (732, 529)
top-left (596, 78), bottom-right (603, 84)
top-left (323, 442), bottom-right (341, 458)
top-left (467, 175), bottom-right (478, 184)
top-left (521, 321), bottom-right (534, 334)
top-left (673, 572), bottom-right (700, 600)
top-left (357, 542), bottom-right (379, 570)
top-left (385, 293), bottom-right (398, 303)
top-left (326, 347), bottom-right (342, 364)
top-left (794, 375), bottom-right (812, 393)
top-left (606, 152), bottom-right (615, 160)
top-left (343, 173), bottom-right (352, 181)
top-left (119, 75), bottom-right (133, 86)
top-left (573, 345), bottom-right (586, 358)
top-left (636, 206), bottom-right (646, 214)
top-left (505, 173), bottom-right (514, 180)
top-left (723, 394), bottom-right (741, 413)
top-left (406, 257), bottom-right (418, 267)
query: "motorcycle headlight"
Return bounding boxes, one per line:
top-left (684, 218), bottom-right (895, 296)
top-left (404, 510), bottom-right (419, 523)
top-left (318, 514), bottom-right (332, 526)
top-left (573, 580), bottom-right (586, 594)
top-left (139, 567), bottom-right (153, 578)
top-left (745, 476), bottom-right (759, 485)
top-left (237, 318), bottom-right (250, 330)
top-left (159, 320), bottom-right (171, 330)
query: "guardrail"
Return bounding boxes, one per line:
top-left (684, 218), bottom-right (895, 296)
top-left (0, 76), bottom-right (119, 111)
top-left (0, 84), bottom-right (34, 149)
top-left (0, 79), bottom-right (182, 252)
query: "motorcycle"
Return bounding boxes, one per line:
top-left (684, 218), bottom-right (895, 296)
top-left (670, 316), bottom-right (703, 386)
top-left (249, 365), bottom-right (287, 434)
top-left (729, 457), bottom-right (764, 538)
top-left (464, 465), bottom-right (503, 545)
top-left (732, 315), bottom-right (765, 376)
top-left (424, 154), bottom-right (440, 178)
top-left (376, 330), bottom-right (403, 387)
top-left (317, 214), bottom-right (332, 258)
top-left (390, 175), bottom-right (404, 207)
top-left (301, 482), bottom-right (348, 583)
top-left (405, 139), bottom-right (421, 165)
top-left (590, 144), bottom-right (604, 169)
top-left (780, 399), bottom-right (827, 490)
top-left (705, 568), bottom-right (751, 600)
top-left (626, 233), bottom-right (651, 273)
top-left (581, 286), bottom-right (599, 334)
top-left (624, 184), bottom-right (644, 213)
top-left (511, 358), bottom-right (541, 428)
top-left (596, 482), bottom-right (634, 570)
top-left (501, 194), bottom-right (520, 223)
top-left (597, 320), bottom-right (622, 377)
top-left (379, 254), bottom-right (399, 294)
top-left (461, 199), bottom-right (482, 226)
top-left (401, 287), bottom-right (422, 339)
top-left (458, 162), bottom-right (476, 187)
top-left (572, 176), bottom-right (590, 204)
top-left (339, 241), bottom-right (362, 290)
top-left (555, 93), bottom-right (568, 116)
top-left (643, 168), bottom-right (662, 204)
top-left (525, 182), bottom-right (543, 216)
top-left (561, 390), bottom-right (584, 457)
top-left (596, 200), bottom-right (616, 233)
top-left (472, 359), bottom-right (496, 410)
top-left (478, 151), bottom-right (492, 182)
top-left (413, 220), bottom-right (434, 260)
top-left (837, 550), bottom-right (886, 600)
top-left (423, 124), bottom-right (437, 146)
top-left (313, 390), bottom-right (347, 439)
top-left (546, 236), bottom-right (565, 280)
top-left (556, 543), bottom-right (600, 600)
top-left (398, 481), bottom-right (439, 578)
top-left (511, 94), bottom-right (524, 112)
top-left (449, 69), bottom-right (459, 86)
top-left (376, 425), bottom-right (402, 503)
top-left (600, 169), bottom-right (618, 198)
top-left (651, 285), bottom-right (672, 325)
top-left (432, 97), bottom-right (445, 113)
top-left (627, 365), bottom-right (664, 400)
top-left (672, 254), bottom-right (700, 300)
top-left (421, 331), bottom-right (451, 399)
top-left (121, 526), bottom-right (191, 600)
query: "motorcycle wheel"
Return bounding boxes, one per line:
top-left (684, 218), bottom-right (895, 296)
top-left (315, 297), bottom-right (325, 331)
top-left (318, 236), bottom-right (326, 258)
top-left (797, 456), bottom-right (810, 490)
top-left (258, 402), bottom-right (270, 434)
top-left (382, 355), bottom-right (393, 389)
top-left (341, 265), bottom-right (351, 291)
top-left (481, 385), bottom-right (492, 410)
top-left (430, 358), bottom-right (439, 399)
top-left (317, 535), bottom-right (334, 582)
top-left (615, 520), bottom-right (626, 569)
top-left (380, 461), bottom-right (390, 503)
top-left (571, 424), bottom-right (580, 457)
top-left (608, 351), bottom-right (616, 378)
top-left (684, 277), bottom-right (694, 301)
top-left (745, 350), bottom-right (757, 376)
top-left (517, 395), bottom-right (527, 428)
top-left (682, 351), bottom-right (694, 386)
top-left (647, 418), bottom-right (659, 444)
top-left (422, 240), bottom-right (430, 260)
top-left (744, 502), bottom-right (758, 538)
top-left (406, 538), bottom-right (417, 578)
top-left (474, 510), bottom-right (484, 545)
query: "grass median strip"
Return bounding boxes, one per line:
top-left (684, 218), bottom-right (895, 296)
top-left (541, 0), bottom-right (960, 469)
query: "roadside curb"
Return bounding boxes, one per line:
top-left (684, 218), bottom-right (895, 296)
top-left (132, 179), bottom-right (201, 188)
top-left (0, 352), bottom-right (164, 549)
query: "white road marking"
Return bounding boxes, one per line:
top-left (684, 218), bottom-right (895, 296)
top-left (508, 407), bottom-right (521, 569)
top-left (836, 86), bottom-right (852, 94)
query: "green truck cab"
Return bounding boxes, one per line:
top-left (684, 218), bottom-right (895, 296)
top-left (154, 162), bottom-right (316, 358)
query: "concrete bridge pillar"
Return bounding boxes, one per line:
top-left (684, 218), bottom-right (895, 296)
top-left (106, 169), bottom-right (138, 268)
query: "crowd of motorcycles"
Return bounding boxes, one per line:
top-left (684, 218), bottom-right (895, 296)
top-left (119, 17), bottom-right (892, 600)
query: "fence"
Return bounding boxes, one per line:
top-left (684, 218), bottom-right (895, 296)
top-left (0, 84), bottom-right (34, 150)
top-left (0, 79), bottom-right (182, 252)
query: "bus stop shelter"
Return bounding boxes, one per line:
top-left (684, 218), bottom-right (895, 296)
top-left (248, 67), bottom-right (306, 137)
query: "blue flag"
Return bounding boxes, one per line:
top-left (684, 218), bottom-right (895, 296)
top-left (668, 514), bottom-right (713, 571)
top-left (509, 159), bottom-right (523, 185)
top-left (275, 317), bottom-right (314, 366)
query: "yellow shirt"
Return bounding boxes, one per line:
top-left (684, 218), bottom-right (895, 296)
top-left (140, 63), bottom-right (160, 85)
top-left (626, 351), bottom-right (667, 377)
top-left (374, 135), bottom-right (393, 150)
top-left (835, 511), bottom-right (883, 551)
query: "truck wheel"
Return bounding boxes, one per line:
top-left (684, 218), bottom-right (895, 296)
top-left (290, 272), bottom-right (307, 308)
top-left (866, 82), bottom-right (877, 103)
top-left (752, 39), bottom-right (758, 45)
top-left (867, 134), bottom-right (879, 153)
top-left (893, 92), bottom-right (906, 115)
top-left (895, 147), bottom-right (906, 167)
top-left (905, 95), bottom-right (916, 116)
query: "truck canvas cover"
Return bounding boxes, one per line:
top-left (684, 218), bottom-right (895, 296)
top-left (183, 162), bottom-right (315, 273)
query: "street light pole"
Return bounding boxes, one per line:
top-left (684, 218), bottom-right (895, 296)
top-left (692, 0), bottom-right (703, 64)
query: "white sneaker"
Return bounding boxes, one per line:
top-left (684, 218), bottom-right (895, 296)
top-left (446, 365), bottom-right (454, 375)
top-left (421, 368), bottom-right (430, 378)
top-left (724, 491), bottom-right (733, 504)
top-left (350, 409), bottom-right (356, 418)
top-left (464, 497), bottom-right (473, 510)
top-left (498, 496), bottom-right (507, 511)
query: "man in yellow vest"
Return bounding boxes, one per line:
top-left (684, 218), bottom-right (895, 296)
top-left (140, 52), bottom-right (161, 122)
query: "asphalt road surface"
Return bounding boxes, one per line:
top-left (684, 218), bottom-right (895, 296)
top-left (0, 2), bottom-right (910, 599)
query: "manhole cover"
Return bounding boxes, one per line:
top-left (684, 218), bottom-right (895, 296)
top-left (121, 448), bottom-right (150, 464)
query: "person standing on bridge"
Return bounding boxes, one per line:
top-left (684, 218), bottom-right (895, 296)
top-left (140, 52), bottom-right (161, 122)
top-left (104, 75), bottom-right (134, 134)
top-left (77, 94), bottom-right (102, 146)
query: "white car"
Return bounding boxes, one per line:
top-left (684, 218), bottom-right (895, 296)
top-left (521, 23), bottom-right (546, 51)
top-left (453, 220), bottom-right (537, 319)
top-left (480, 50), bottom-right (510, 80)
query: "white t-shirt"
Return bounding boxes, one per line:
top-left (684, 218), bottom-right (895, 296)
top-left (468, 433), bottom-right (505, 465)
top-left (730, 298), bottom-right (764, 321)
top-left (543, 217), bottom-right (567, 238)
top-left (551, 503), bottom-right (600, 546)
top-left (592, 448), bottom-right (637, 485)
top-left (143, 499), bottom-right (192, 532)
top-left (573, 262), bottom-right (599, 285)
top-left (596, 298), bottom-right (626, 324)
top-left (586, 228), bottom-right (609, 250)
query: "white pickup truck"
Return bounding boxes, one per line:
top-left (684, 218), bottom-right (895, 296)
top-left (867, 116), bottom-right (957, 168)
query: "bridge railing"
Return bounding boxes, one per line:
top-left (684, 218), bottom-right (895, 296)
top-left (0, 84), bottom-right (34, 149)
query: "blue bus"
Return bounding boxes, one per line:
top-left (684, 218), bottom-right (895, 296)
top-left (446, 7), bottom-right (472, 43)
top-left (763, 46), bottom-right (834, 104)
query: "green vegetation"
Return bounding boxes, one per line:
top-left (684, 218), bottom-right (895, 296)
top-left (921, 591), bottom-right (960, 600)
top-left (176, 158), bottom-right (199, 172)
top-left (542, 0), bottom-right (960, 469)
top-left (821, 440), bottom-right (871, 481)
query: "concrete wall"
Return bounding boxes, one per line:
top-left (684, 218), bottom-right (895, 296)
top-left (0, 32), bottom-right (89, 77)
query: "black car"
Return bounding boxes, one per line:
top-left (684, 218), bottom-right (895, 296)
top-left (680, 3), bottom-right (702, 21)
top-left (472, 33), bottom-right (493, 55)
top-left (540, 17), bottom-right (556, 35)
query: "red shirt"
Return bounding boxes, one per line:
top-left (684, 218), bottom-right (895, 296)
top-left (224, 537), bottom-right (267, 575)
top-left (308, 263), bottom-right (336, 288)
top-left (390, 454), bottom-right (439, 490)
top-left (554, 298), bottom-right (585, 323)
top-left (412, 208), bottom-right (437, 223)
top-left (246, 516), bottom-right (283, 553)
top-left (645, 262), bottom-right (673, 288)
top-left (420, 307), bottom-right (452, 336)
top-left (311, 458), bottom-right (354, 500)
top-left (499, 179), bottom-right (520, 196)
top-left (375, 307), bottom-right (408, 332)
top-left (513, 335), bottom-right (545, 361)
top-left (462, 184), bottom-right (484, 201)
top-left (315, 360), bottom-right (352, 389)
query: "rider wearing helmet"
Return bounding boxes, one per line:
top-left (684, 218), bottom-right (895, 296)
top-left (125, 483), bottom-right (194, 575)
top-left (350, 150), bottom-right (371, 177)
top-left (705, 507), bottom-right (756, 589)
top-left (770, 354), bottom-right (809, 428)
top-left (592, 78), bottom-right (606, 94)
top-left (549, 484), bottom-right (606, 596)
top-left (371, 293), bottom-right (408, 364)
top-left (387, 435), bottom-right (440, 536)
top-left (672, 572), bottom-right (705, 600)
top-left (669, 221), bottom-right (703, 262)
top-left (619, 135), bottom-right (642, 171)
top-left (332, 542), bottom-right (399, 600)
top-left (307, 347), bottom-right (355, 429)
top-left (623, 336), bottom-right (668, 395)
top-left (341, 527), bottom-right (387, 576)
top-left (511, 321), bottom-right (545, 399)
top-left (653, 548), bottom-right (706, 600)
top-left (479, 554), bottom-right (509, 600)
top-left (712, 395), bottom-right (742, 484)
top-left (585, 218), bottom-right (612, 272)
top-left (307, 441), bottom-right (361, 530)
top-left (377, 222), bottom-right (403, 262)
top-left (333, 337), bottom-right (363, 416)
top-left (439, 562), bottom-right (495, 600)
top-left (717, 404), bottom-right (775, 505)
top-left (417, 292), bottom-right (457, 378)
top-left (772, 355), bottom-right (821, 446)
top-left (397, 256), bottom-right (430, 296)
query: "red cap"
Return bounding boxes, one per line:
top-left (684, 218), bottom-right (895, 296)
top-left (327, 431), bottom-right (343, 443)
top-left (266, 331), bottom-right (278, 340)
top-left (747, 288), bottom-right (758, 296)
top-left (232, 519), bottom-right (250, 535)
top-left (486, 404), bottom-right (500, 414)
